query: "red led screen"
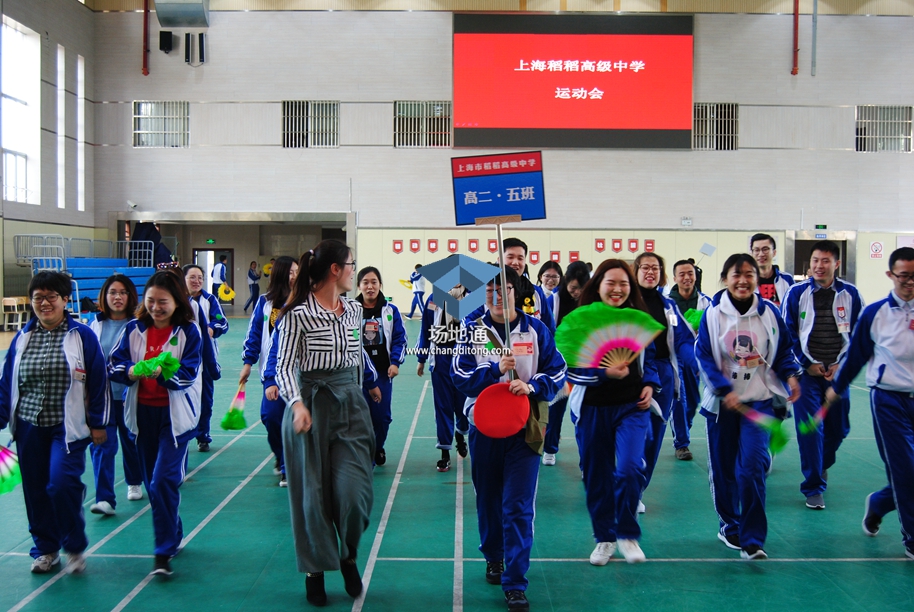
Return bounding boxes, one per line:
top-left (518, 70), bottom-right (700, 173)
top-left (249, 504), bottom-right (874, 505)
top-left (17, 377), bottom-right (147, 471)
top-left (453, 14), bottom-right (694, 149)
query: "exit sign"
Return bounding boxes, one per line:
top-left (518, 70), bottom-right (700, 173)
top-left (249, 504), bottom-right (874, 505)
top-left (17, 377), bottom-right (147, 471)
top-left (205, 239), bottom-right (216, 245)
top-left (815, 224), bottom-right (827, 230)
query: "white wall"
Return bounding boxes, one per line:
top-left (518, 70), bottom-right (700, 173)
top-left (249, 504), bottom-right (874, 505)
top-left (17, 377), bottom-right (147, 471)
top-left (88, 11), bottom-right (914, 234)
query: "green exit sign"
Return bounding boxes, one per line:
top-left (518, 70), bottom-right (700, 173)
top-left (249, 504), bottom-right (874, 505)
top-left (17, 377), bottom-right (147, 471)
top-left (205, 239), bottom-right (216, 245)
top-left (815, 224), bottom-right (827, 230)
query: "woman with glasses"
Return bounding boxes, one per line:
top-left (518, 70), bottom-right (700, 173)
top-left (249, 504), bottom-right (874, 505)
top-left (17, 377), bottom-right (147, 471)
top-left (536, 261), bottom-right (563, 295)
top-left (88, 275), bottom-right (143, 516)
top-left (182, 264), bottom-right (229, 452)
top-left (240, 255), bottom-right (299, 487)
top-left (0, 271), bottom-right (109, 575)
top-left (696, 253), bottom-right (801, 560)
top-left (108, 271), bottom-right (203, 577)
top-left (274, 240), bottom-right (380, 606)
top-left (632, 252), bottom-right (696, 508)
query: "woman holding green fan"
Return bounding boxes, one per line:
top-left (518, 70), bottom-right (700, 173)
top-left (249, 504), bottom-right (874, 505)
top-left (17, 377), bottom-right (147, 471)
top-left (565, 259), bottom-right (661, 565)
top-left (695, 253), bottom-right (802, 561)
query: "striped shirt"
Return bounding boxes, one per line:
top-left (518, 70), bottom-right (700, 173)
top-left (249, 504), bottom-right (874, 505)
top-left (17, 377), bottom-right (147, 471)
top-left (275, 293), bottom-right (363, 406)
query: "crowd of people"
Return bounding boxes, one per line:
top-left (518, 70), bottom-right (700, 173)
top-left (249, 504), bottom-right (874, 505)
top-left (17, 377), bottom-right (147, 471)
top-left (1, 235), bottom-right (912, 612)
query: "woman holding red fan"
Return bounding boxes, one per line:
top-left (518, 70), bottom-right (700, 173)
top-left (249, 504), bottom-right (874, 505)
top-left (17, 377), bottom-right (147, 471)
top-left (695, 253), bottom-right (801, 561)
top-left (566, 259), bottom-right (660, 566)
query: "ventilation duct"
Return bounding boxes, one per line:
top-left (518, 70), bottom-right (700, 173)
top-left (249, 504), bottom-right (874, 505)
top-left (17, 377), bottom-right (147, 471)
top-left (155, 0), bottom-right (210, 28)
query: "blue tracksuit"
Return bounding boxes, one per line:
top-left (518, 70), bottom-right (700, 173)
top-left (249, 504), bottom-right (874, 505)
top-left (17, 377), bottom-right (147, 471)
top-left (830, 291), bottom-right (914, 555)
top-left (408, 270), bottom-right (425, 318)
top-left (452, 310), bottom-right (566, 592)
top-left (643, 296), bottom-right (696, 492)
top-left (568, 342), bottom-right (660, 543)
top-left (0, 315), bottom-right (109, 559)
top-left (191, 291), bottom-right (228, 445)
top-left (242, 296), bottom-right (287, 473)
top-left (782, 277), bottom-right (864, 497)
top-left (417, 295), bottom-right (468, 449)
top-left (109, 319), bottom-right (202, 557)
top-left (465, 284), bottom-right (556, 335)
top-left (696, 290), bottom-right (802, 550)
top-left (669, 291), bottom-right (711, 450)
top-left (357, 298), bottom-right (408, 453)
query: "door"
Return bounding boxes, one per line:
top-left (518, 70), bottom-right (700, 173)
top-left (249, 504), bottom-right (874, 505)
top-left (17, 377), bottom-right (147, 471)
top-left (193, 248), bottom-right (234, 303)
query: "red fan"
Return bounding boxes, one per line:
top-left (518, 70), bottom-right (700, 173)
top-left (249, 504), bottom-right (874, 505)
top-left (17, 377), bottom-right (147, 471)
top-left (474, 383), bottom-right (530, 438)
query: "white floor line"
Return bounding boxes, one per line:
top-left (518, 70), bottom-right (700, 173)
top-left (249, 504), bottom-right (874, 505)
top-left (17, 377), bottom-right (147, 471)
top-left (453, 454), bottom-right (465, 612)
top-left (375, 556), bottom-right (912, 563)
top-left (352, 380), bottom-right (429, 612)
top-left (109, 453), bottom-right (274, 612)
top-left (6, 422), bottom-right (261, 612)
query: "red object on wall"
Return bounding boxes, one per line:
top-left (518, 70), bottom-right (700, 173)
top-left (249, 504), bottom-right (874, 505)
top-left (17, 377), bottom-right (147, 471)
top-left (569, 251), bottom-right (580, 262)
top-left (393, 240), bottom-right (404, 254)
top-left (488, 239), bottom-right (499, 253)
top-left (448, 239), bottom-right (459, 253)
top-left (529, 251), bottom-right (540, 264)
top-left (428, 239), bottom-right (439, 253)
top-left (595, 239), bottom-right (606, 253)
top-left (410, 239), bottom-right (421, 253)
top-left (644, 239), bottom-right (655, 252)
top-left (550, 251), bottom-right (561, 263)
top-left (628, 239), bottom-right (639, 253)
top-left (469, 239), bottom-right (479, 253)
top-left (612, 239), bottom-right (623, 253)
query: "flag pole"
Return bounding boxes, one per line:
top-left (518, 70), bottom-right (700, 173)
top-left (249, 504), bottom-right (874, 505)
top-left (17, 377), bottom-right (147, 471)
top-left (477, 214), bottom-right (521, 381)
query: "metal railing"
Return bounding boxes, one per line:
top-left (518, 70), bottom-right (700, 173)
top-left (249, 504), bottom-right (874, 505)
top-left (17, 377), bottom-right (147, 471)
top-left (117, 240), bottom-right (154, 268)
top-left (14, 235), bottom-right (66, 266)
top-left (14, 235), bottom-right (155, 270)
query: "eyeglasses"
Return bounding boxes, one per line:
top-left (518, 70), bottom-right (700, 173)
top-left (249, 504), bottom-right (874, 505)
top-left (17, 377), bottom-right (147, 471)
top-left (107, 291), bottom-right (130, 297)
top-left (541, 274), bottom-right (561, 281)
top-left (890, 271), bottom-right (914, 284)
top-left (751, 247), bottom-right (772, 255)
top-left (31, 293), bottom-right (61, 305)
top-left (638, 265), bottom-right (661, 273)
top-left (343, 261), bottom-right (356, 268)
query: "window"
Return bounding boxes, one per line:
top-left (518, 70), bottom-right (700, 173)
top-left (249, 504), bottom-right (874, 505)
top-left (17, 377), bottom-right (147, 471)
top-left (3, 150), bottom-right (27, 202)
top-left (394, 101), bottom-right (451, 148)
top-left (133, 101), bottom-right (190, 148)
top-left (282, 100), bottom-right (339, 148)
top-left (58, 45), bottom-right (66, 209)
top-left (855, 105), bottom-right (912, 153)
top-left (693, 103), bottom-right (738, 151)
top-left (2, 17), bottom-right (41, 204)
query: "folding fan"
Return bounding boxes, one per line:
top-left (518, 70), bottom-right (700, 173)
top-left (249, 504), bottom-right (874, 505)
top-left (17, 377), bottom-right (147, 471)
top-left (733, 403), bottom-right (790, 455)
top-left (798, 404), bottom-right (830, 435)
top-left (555, 302), bottom-right (665, 368)
top-left (681, 308), bottom-right (705, 333)
top-left (0, 445), bottom-right (22, 496)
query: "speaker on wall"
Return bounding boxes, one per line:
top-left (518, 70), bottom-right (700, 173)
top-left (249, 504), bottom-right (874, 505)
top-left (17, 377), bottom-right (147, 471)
top-left (185, 33), bottom-right (192, 63)
top-left (159, 31), bottom-right (173, 54)
top-left (198, 33), bottom-right (205, 63)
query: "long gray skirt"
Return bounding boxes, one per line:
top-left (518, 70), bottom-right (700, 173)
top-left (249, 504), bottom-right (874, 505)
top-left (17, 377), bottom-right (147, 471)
top-left (282, 366), bottom-right (375, 573)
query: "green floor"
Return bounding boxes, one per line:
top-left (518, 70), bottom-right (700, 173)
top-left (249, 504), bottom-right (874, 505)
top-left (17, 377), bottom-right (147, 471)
top-left (1, 316), bottom-right (912, 612)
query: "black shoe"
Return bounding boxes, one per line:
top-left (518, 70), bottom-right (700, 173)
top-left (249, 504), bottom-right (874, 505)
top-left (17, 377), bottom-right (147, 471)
top-left (504, 589), bottom-right (529, 611)
top-left (306, 572), bottom-right (327, 606)
top-left (375, 448), bottom-right (386, 466)
top-left (437, 450), bottom-right (451, 472)
top-left (485, 560), bottom-right (504, 585)
top-left (740, 545), bottom-right (768, 560)
top-left (455, 433), bottom-right (468, 458)
top-left (151, 554), bottom-right (173, 577)
top-left (340, 558), bottom-right (363, 598)
top-left (198, 442), bottom-right (210, 452)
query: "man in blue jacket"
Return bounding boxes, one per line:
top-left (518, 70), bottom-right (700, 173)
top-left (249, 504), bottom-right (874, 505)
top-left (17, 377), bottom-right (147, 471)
top-left (782, 240), bottom-right (864, 510)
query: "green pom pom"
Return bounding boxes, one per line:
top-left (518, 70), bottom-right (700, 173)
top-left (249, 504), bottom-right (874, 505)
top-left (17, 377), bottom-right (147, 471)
top-left (768, 420), bottom-right (790, 455)
top-left (681, 309), bottom-right (705, 332)
top-left (220, 408), bottom-right (247, 431)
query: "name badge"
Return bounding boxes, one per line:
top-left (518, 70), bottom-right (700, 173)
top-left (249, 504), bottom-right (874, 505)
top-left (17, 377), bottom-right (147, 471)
top-left (837, 322), bottom-right (850, 334)
top-left (513, 342), bottom-right (534, 356)
top-left (668, 314), bottom-right (678, 327)
top-left (74, 368), bottom-right (87, 382)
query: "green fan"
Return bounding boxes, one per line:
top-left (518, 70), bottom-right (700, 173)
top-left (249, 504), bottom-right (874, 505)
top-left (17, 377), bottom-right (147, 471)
top-left (555, 302), bottom-right (665, 368)
top-left (682, 308), bottom-right (705, 332)
top-left (133, 351), bottom-right (181, 380)
top-left (0, 445), bottom-right (22, 496)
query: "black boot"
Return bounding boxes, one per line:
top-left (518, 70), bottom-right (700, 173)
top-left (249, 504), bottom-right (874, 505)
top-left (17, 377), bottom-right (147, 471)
top-left (306, 572), bottom-right (327, 606)
top-left (340, 558), bottom-right (363, 598)
top-left (455, 433), bottom-right (468, 458)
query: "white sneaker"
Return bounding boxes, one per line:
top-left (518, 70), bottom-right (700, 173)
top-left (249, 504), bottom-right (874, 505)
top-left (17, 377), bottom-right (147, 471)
top-left (589, 542), bottom-right (616, 566)
top-left (30, 553), bottom-right (60, 573)
top-left (127, 485), bottom-right (144, 501)
top-left (542, 453), bottom-right (556, 466)
top-left (637, 501), bottom-right (646, 514)
top-left (90, 501), bottom-right (115, 516)
top-left (617, 539), bottom-right (646, 563)
top-left (65, 552), bottom-right (86, 574)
